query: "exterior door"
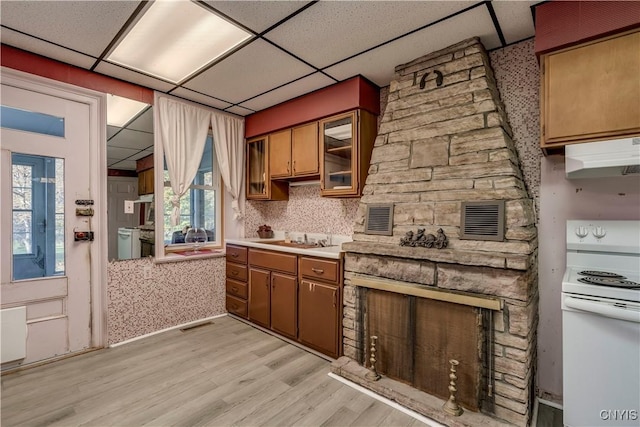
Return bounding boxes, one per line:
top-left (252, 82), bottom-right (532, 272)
top-left (1, 83), bottom-right (94, 366)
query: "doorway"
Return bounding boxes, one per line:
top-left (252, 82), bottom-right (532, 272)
top-left (0, 70), bottom-right (106, 368)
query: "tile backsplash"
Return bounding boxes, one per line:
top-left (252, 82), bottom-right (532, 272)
top-left (245, 184), bottom-right (359, 237)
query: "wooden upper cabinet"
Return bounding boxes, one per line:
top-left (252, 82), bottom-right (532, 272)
top-left (269, 122), bottom-right (319, 179)
top-left (138, 168), bottom-right (154, 195)
top-left (292, 122), bottom-right (319, 177)
top-left (269, 129), bottom-right (292, 178)
top-left (320, 109), bottom-right (377, 197)
top-left (541, 30), bottom-right (640, 150)
top-left (246, 135), bottom-right (288, 201)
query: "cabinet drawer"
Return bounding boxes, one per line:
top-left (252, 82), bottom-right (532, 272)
top-left (226, 262), bottom-right (248, 282)
top-left (300, 257), bottom-right (339, 284)
top-left (249, 249), bottom-right (297, 275)
top-left (226, 295), bottom-right (247, 318)
top-left (226, 279), bottom-right (248, 299)
top-left (226, 245), bottom-right (248, 263)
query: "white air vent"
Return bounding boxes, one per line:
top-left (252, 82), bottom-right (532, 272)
top-left (365, 204), bottom-right (393, 236)
top-left (460, 201), bottom-right (505, 241)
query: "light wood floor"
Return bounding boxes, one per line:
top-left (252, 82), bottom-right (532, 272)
top-left (1, 316), bottom-right (425, 427)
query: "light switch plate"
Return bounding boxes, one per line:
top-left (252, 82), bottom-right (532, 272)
top-left (124, 200), bottom-right (135, 214)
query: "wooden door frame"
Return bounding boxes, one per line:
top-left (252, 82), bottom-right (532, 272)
top-left (2, 67), bottom-right (108, 349)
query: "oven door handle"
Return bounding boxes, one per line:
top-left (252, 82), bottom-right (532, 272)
top-left (565, 296), bottom-right (640, 323)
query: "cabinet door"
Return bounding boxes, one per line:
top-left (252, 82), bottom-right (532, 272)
top-left (247, 137), bottom-right (269, 199)
top-left (542, 30), bottom-right (640, 147)
top-left (292, 122), bottom-right (319, 176)
top-left (137, 171), bottom-right (146, 195)
top-left (269, 129), bottom-right (292, 178)
top-left (298, 280), bottom-right (340, 358)
top-left (249, 267), bottom-right (270, 328)
top-left (319, 112), bottom-right (357, 196)
top-left (270, 273), bottom-right (297, 339)
top-left (144, 168), bottom-right (154, 194)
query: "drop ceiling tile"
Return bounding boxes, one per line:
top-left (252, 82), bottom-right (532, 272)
top-left (225, 106), bottom-right (254, 117)
top-left (170, 88), bottom-right (232, 110)
top-left (203, 1), bottom-right (310, 33)
top-left (324, 7), bottom-right (501, 87)
top-left (265, 1), bottom-right (477, 69)
top-left (94, 62), bottom-right (176, 92)
top-left (492, 1), bottom-right (537, 44)
top-left (107, 146), bottom-right (142, 160)
top-left (129, 150), bottom-right (154, 161)
top-left (0, 1), bottom-right (140, 57)
top-left (127, 108), bottom-right (154, 133)
top-left (183, 39), bottom-right (314, 104)
top-left (108, 129), bottom-right (154, 151)
top-left (240, 72), bottom-right (335, 112)
top-left (0, 28), bottom-right (96, 69)
top-left (107, 126), bottom-right (121, 139)
top-left (109, 159), bottom-right (138, 171)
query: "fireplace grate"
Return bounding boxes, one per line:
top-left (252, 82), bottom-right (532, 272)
top-left (460, 201), bottom-right (505, 241)
top-left (365, 204), bottom-right (394, 236)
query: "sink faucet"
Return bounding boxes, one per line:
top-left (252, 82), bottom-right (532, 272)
top-left (304, 233), bottom-right (308, 244)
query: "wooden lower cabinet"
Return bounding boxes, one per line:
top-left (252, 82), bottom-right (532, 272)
top-left (270, 272), bottom-right (297, 339)
top-left (298, 280), bottom-right (340, 359)
top-left (248, 268), bottom-right (271, 328)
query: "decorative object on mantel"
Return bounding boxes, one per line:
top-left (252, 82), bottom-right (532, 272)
top-left (365, 335), bottom-right (381, 381)
top-left (443, 359), bottom-right (464, 416)
top-left (399, 228), bottom-right (448, 249)
top-left (257, 224), bottom-right (273, 239)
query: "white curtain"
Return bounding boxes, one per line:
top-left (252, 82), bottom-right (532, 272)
top-left (211, 113), bottom-right (245, 220)
top-left (157, 97), bottom-right (211, 226)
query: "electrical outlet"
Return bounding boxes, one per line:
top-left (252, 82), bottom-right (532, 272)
top-left (143, 266), bottom-right (152, 280)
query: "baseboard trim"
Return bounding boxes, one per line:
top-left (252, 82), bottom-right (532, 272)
top-left (109, 314), bottom-right (228, 348)
top-left (328, 372), bottom-right (445, 427)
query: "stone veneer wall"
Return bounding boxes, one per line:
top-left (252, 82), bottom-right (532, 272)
top-left (341, 38), bottom-right (538, 426)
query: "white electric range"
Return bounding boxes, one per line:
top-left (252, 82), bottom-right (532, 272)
top-left (562, 220), bottom-right (640, 427)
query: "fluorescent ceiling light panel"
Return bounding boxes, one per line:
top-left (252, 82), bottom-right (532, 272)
top-left (106, 1), bottom-right (251, 83)
top-left (107, 94), bottom-right (148, 127)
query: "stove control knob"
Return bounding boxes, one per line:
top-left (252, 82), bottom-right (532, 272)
top-left (575, 226), bottom-right (588, 239)
top-left (592, 226), bottom-right (606, 239)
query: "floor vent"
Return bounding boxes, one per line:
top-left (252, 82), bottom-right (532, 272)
top-left (365, 204), bottom-right (394, 236)
top-left (460, 201), bottom-right (505, 241)
top-left (180, 321), bottom-right (213, 332)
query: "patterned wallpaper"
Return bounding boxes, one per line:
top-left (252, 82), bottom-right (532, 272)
top-left (107, 257), bottom-right (226, 345)
top-left (489, 39), bottom-right (542, 220)
top-left (244, 184), bottom-right (360, 237)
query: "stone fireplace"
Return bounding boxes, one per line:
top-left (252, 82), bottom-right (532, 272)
top-left (332, 38), bottom-right (538, 427)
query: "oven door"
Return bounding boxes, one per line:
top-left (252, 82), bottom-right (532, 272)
top-left (562, 294), bottom-right (640, 426)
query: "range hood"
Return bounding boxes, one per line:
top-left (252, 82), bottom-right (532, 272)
top-left (565, 137), bottom-right (640, 179)
top-left (133, 194), bottom-right (153, 203)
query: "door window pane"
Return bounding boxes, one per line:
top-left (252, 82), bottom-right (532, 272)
top-left (12, 153), bottom-right (65, 280)
top-left (1, 106), bottom-right (65, 137)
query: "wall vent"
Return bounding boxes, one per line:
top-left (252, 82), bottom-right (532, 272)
top-left (460, 201), bottom-right (505, 241)
top-left (365, 204), bottom-right (393, 236)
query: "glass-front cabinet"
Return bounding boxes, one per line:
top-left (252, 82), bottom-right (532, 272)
top-left (246, 135), bottom-right (288, 200)
top-left (319, 110), bottom-right (376, 197)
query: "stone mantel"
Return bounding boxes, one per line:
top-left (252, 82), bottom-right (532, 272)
top-left (342, 241), bottom-right (532, 271)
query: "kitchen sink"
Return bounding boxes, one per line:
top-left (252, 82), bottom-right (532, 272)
top-left (261, 240), bottom-right (334, 249)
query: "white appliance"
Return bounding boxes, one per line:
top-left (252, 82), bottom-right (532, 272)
top-left (565, 137), bottom-right (640, 179)
top-left (117, 227), bottom-right (141, 260)
top-left (562, 220), bottom-right (640, 427)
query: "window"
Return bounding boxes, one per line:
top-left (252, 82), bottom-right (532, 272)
top-left (160, 134), bottom-right (222, 253)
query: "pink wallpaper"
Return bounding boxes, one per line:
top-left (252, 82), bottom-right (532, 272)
top-left (107, 257), bottom-right (226, 345)
top-left (244, 184), bottom-right (360, 238)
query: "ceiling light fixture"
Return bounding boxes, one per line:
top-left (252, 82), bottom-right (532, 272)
top-left (106, 1), bottom-right (252, 83)
top-left (106, 94), bottom-right (148, 127)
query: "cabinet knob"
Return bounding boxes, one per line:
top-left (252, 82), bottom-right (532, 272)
top-left (311, 267), bottom-right (324, 274)
top-left (231, 253), bottom-right (239, 258)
